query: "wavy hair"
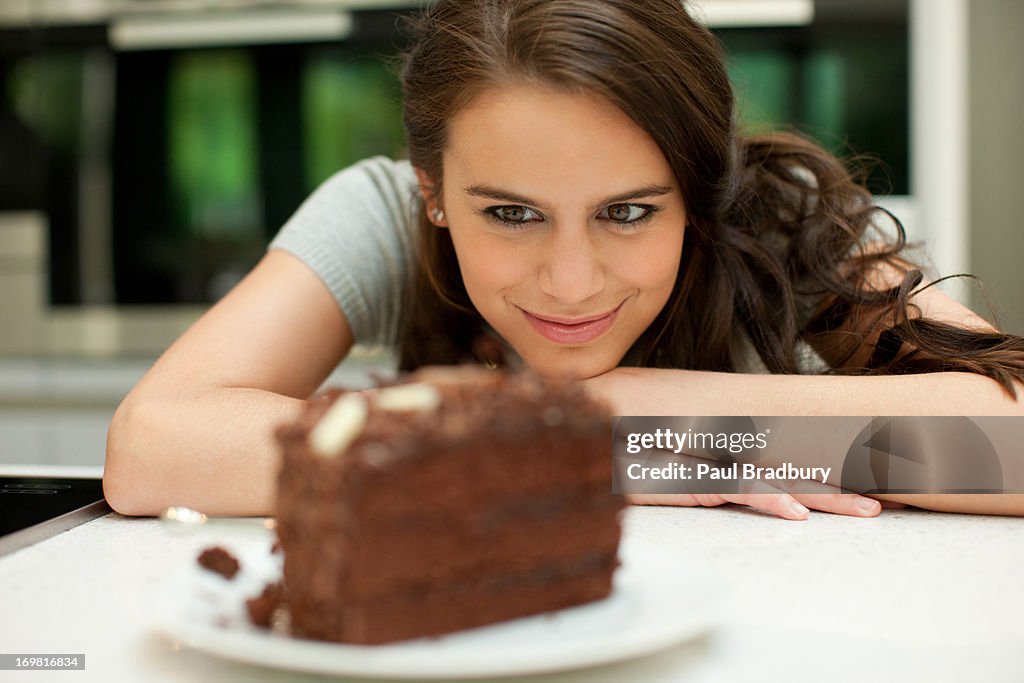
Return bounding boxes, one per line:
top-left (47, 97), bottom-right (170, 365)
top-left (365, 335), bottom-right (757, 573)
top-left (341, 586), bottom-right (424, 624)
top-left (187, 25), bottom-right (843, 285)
top-left (395, 0), bottom-right (1024, 396)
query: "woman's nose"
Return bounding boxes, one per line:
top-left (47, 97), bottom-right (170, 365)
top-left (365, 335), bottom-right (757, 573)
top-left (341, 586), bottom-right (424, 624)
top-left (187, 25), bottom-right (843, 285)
top-left (537, 226), bottom-right (605, 305)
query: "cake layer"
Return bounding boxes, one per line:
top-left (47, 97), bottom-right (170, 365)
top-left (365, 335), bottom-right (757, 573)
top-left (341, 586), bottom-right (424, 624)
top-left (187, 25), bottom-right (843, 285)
top-left (288, 552), bottom-right (618, 644)
top-left (278, 434), bottom-right (615, 516)
top-left (281, 499), bottom-right (621, 606)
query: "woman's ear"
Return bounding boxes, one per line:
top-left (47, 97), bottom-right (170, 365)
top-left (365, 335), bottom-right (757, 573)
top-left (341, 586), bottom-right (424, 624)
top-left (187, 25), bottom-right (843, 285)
top-left (414, 167), bottom-right (447, 227)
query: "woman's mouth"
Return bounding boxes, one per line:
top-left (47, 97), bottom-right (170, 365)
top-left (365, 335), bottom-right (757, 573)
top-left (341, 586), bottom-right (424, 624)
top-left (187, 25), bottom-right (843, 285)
top-left (521, 304), bottom-right (622, 345)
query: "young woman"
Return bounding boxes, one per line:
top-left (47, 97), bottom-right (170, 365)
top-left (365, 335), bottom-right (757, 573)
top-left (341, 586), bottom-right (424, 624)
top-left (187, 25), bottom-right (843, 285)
top-left (103, 0), bottom-right (1024, 519)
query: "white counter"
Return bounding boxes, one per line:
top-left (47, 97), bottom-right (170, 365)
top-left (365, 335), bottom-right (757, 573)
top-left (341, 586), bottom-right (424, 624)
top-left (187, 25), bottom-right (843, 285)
top-left (1, 490), bottom-right (1022, 683)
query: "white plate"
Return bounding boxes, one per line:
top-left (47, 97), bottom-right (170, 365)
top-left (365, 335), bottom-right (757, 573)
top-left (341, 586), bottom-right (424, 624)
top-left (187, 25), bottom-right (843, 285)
top-left (153, 535), bottom-right (730, 679)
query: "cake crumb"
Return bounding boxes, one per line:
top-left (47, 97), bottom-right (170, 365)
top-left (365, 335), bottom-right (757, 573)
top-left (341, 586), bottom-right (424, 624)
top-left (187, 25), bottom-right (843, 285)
top-left (247, 581), bottom-right (284, 628)
top-left (197, 546), bottom-right (240, 580)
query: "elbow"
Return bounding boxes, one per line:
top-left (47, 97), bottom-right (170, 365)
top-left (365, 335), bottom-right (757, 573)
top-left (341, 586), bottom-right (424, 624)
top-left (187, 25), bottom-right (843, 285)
top-left (103, 397), bottom-right (164, 517)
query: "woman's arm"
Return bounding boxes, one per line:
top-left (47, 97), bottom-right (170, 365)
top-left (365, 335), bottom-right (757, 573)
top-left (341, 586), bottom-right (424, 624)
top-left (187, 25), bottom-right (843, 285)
top-left (590, 365), bottom-right (1024, 417)
top-left (103, 250), bottom-right (353, 517)
top-left (586, 367), bottom-right (1024, 516)
top-left (586, 260), bottom-right (1024, 516)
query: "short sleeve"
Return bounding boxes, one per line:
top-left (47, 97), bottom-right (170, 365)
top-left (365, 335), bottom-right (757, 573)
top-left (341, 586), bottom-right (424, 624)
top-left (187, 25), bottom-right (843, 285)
top-left (268, 157), bottom-right (419, 347)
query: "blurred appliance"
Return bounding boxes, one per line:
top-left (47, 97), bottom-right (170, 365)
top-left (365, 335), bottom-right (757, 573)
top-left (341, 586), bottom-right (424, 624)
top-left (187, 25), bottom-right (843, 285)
top-left (0, 0), bottom-right (909, 354)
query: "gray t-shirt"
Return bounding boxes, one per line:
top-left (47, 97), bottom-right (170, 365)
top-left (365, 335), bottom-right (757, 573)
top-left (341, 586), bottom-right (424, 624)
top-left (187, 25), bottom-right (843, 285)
top-left (268, 156), bottom-right (827, 372)
top-left (269, 156), bottom-right (419, 347)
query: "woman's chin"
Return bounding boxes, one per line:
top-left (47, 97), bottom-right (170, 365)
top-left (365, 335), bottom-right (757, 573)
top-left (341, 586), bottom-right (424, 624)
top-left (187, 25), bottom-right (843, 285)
top-left (519, 351), bottom-right (618, 382)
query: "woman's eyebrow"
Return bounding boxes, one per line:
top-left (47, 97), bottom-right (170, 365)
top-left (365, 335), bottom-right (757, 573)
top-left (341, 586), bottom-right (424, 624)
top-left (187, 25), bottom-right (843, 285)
top-left (463, 184), bottom-right (674, 212)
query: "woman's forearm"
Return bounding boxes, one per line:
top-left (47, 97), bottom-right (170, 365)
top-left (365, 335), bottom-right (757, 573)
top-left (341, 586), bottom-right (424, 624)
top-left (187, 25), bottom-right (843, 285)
top-left (103, 387), bottom-right (308, 517)
top-left (870, 493), bottom-right (1024, 516)
top-left (588, 368), bottom-right (1024, 417)
top-left (587, 368), bottom-right (1024, 515)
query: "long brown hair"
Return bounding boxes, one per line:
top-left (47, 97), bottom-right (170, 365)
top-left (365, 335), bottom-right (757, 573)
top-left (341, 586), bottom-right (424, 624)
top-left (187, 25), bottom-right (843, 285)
top-left (396, 0), bottom-right (1024, 396)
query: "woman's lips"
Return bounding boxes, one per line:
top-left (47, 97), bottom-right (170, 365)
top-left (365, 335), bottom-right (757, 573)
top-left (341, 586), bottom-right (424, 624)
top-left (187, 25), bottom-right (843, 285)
top-left (521, 305), bottom-right (621, 345)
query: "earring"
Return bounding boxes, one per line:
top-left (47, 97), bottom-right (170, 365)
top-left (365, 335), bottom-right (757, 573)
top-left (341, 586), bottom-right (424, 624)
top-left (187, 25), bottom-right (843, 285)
top-left (432, 208), bottom-right (445, 223)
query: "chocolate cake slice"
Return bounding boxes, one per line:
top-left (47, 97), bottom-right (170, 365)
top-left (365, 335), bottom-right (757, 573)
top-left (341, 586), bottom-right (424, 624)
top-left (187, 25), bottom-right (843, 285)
top-left (273, 368), bottom-right (624, 645)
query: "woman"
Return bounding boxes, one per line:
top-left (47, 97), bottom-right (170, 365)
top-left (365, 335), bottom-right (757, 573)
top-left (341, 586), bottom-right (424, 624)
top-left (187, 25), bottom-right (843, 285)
top-left (103, 0), bottom-right (1024, 519)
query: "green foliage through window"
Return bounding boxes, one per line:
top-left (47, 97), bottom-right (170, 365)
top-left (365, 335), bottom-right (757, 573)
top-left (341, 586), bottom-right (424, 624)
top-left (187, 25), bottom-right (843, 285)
top-left (302, 52), bottom-right (407, 192)
top-left (168, 50), bottom-right (261, 241)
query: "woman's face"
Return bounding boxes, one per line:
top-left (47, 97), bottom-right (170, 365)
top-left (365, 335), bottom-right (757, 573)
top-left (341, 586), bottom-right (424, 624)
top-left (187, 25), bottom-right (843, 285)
top-left (429, 84), bottom-right (686, 379)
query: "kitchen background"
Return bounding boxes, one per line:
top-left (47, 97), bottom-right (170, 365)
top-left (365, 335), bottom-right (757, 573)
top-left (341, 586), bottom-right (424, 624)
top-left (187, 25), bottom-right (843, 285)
top-left (0, 0), bottom-right (1020, 467)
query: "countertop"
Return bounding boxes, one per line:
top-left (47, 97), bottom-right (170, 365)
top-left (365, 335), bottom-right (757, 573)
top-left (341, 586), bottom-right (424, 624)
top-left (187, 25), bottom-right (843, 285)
top-left (1, 467), bottom-right (1022, 682)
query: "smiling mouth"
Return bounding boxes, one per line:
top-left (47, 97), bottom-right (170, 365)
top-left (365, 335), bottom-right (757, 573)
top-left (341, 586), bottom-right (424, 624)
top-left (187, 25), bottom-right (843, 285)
top-left (520, 302), bottom-right (624, 345)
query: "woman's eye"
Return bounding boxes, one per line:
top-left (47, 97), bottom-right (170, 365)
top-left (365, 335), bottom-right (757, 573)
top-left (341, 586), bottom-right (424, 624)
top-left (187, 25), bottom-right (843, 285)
top-left (602, 203), bottom-right (652, 223)
top-left (487, 205), bottom-right (541, 226)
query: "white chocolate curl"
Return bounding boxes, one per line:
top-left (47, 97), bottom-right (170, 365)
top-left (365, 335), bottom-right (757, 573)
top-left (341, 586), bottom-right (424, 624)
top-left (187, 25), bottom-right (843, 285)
top-left (310, 394), bottom-right (368, 458)
top-left (374, 383), bottom-right (441, 412)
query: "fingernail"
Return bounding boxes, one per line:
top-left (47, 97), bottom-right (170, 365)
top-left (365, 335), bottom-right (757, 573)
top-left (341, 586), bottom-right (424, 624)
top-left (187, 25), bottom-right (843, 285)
top-left (791, 501), bottom-right (809, 517)
top-left (857, 498), bottom-right (881, 513)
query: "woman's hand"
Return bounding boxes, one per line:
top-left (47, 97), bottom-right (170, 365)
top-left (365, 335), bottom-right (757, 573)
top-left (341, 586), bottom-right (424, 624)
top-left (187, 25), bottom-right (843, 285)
top-left (581, 369), bottom-right (913, 519)
top-left (625, 452), bottom-right (909, 519)
top-left (628, 485), bottom-right (905, 520)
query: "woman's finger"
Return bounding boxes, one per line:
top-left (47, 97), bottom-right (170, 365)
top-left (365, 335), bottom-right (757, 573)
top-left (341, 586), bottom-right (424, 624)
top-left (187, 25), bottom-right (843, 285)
top-left (793, 492), bottom-right (881, 517)
top-left (721, 490), bottom-right (810, 520)
top-left (741, 471), bottom-right (883, 518)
